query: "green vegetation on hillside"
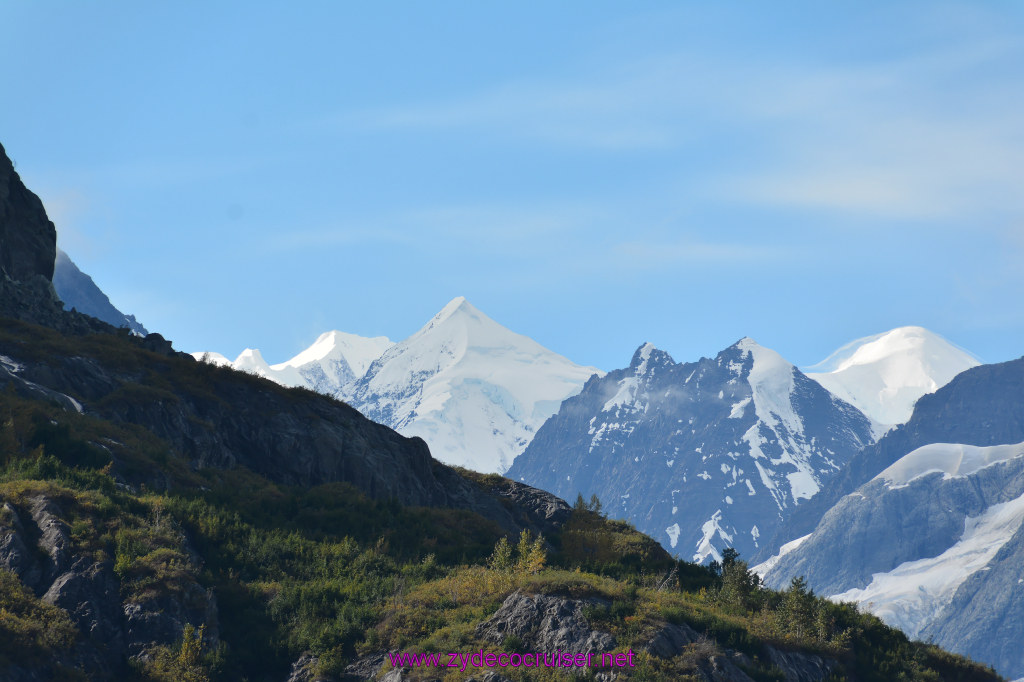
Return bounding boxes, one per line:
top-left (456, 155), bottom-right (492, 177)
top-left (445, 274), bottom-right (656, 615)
top-left (0, 324), bottom-right (1005, 681)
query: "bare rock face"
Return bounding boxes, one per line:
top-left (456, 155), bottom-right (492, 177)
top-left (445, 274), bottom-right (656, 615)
top-left (43, 557), bottom-right (127, 672)
top-left (643, 622), bottom-right (700, 658)
top-left (0, 141), bottom-right (56, 283)
top-left (0, 501), bottom-right (43, 587)
top-left (763, 646), bottom-right (837, 682)
top-left (0, 492), bottom-right (219, 680)
top-left (702, 654), bottom-right (755, 682)
top-left (28, 495), bottom-right (73, 586)
top-left (482, 478), bottom-right (573, 537)
top-left (0, 142), bottom-right (115, 334)
top-left (476, 590), bottom-right (616, 655)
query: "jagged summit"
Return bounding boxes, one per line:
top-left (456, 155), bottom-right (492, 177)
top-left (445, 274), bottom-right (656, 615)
top-left (805, 326), bottom-right (980, 426)
top-left (509, 337), bottom-right (874, 563)
top-left (628, 342), bottom-right (674, 371)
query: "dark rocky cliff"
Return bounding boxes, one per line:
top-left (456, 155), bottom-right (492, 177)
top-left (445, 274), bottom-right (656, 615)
top-left (0, 141), bottom-right (56, 283)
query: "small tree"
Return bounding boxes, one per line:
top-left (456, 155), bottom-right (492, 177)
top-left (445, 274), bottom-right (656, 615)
top-left (783, 576), bottom-right (816, 640)
top-left (488, 536), bottom-right (514, 573)
top-left (515, 530), bottom-right (547, 575)
top-left (717, 550), bottom-right (761, 612)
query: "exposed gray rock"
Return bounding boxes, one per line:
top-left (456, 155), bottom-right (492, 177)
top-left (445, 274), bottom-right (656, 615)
top-left (465, 673), bottom-right (514, 682)
top-left (701, 654), bottom-right (755, 682)
top-left (341, 651), bottom-right (389, 681)
top-left (0, 501), bottom-right (43, 588)
top-left (764, 646), bottom-right (837, 682)
top-left (0, 143), bottom-right (117, 335)
top-left (476, 590), bottom-right (615, 655)
top-left (123, 581), bottom-right (219, 659)
top-left (43, 557), bottom-right (126, 671)
top-left (643, 621), bottom-right (700, 658)
top-left (0, 359), bottom-right (85, 414)
top-left (471, 477), bottom-right (573, 537)
top-left (0, 492), bottom-right (221, 680)
top-left (287, 652), bottom-right (338, 681)
top-left (28, 495), bottom-right (73, 588)
top-left (0, 141), bottom-right (56, 283)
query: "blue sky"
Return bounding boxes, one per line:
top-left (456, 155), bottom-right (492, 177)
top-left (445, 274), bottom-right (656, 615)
top-left (2, 2), bottom-right (1023, 370)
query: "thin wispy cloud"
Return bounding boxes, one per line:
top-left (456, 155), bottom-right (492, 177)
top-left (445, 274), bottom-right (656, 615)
top-left (334, 15), bottom-right (1024, 223)
top-left (611, 239), bottom-right (793, 267)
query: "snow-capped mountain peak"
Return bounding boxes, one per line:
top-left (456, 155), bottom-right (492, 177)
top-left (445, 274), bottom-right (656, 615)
top-left (805, 326), bottom-right (980, 427)
top-left (192, 330), bottom-right (394, 395)
top-left (351, 297), bottom-right (602, 474)
top-left (233, 348), bottom-right (270, 373)
top-left (272, 330), bottom-right (394, 380)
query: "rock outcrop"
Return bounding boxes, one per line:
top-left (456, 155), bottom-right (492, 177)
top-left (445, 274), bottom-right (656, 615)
top-left (475, 590), bottom-right (616, 655)
top-left (763, 646), bottom-right (837, 682)
top-left (0, 142), bottom-right (120, 335)
top-left (0, 141), bottom-right (56, 283)
top-left (0, 492), bottom-right (219, 679)
top-left (643, 622), bottom-right (700, 658)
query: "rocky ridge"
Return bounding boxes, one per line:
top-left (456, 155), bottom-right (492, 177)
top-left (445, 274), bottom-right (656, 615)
top-left (508, 340), bottom-right (875, 563)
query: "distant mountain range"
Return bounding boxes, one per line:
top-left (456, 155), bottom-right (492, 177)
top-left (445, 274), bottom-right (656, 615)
top-left (756, 356), bottom-right (1024, 678)
top-left (194, 297), bottom-right (600, 474)
top-left (195, 331), bottom-right (394, 395)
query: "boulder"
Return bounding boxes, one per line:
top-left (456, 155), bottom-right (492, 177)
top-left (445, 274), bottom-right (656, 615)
top-left (476, 590), bottom-right (616, 655)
